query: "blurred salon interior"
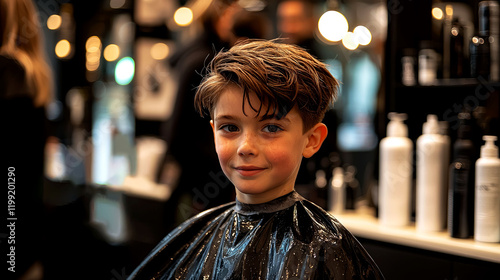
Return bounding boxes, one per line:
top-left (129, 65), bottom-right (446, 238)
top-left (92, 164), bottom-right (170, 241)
top-left (2, 0), bottom-right (500, 279)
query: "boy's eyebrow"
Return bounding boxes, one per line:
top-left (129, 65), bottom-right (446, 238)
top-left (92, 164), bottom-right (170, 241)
top-left (258, 115), bottom-right (291, 123)
top-left (213, 115), bottom-right (238, 122)
top-left (214, 114), bottom-right (291, 123)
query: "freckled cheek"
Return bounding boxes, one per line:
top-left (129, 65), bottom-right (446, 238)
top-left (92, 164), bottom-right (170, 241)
top-left (266, 149), bottom-right (288, 163)
top-left (265, 148), bottom-right (298, 170)
top-left (214, 140), bottom-right (233, 167)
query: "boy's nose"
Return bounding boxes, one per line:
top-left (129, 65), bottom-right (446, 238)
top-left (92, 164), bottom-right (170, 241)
top-left (237, 132), bottom-right (258, 156)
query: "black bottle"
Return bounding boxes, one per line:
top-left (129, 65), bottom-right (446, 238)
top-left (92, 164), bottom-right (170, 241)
top-left (343, 165), bottom-right (359, 210)
top-left (448, 112), bottom-right (477, 239)
top-left (470, 1), bottom-right (499, 81)
top-left (449, 18), bottom-right (467, 78)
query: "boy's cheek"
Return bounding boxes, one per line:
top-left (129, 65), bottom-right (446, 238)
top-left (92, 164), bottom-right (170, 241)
top-left (214, 142), bottom-right (231, 162)
top-left (269, 152), bottom-right (298, 170)
top-left (265, 150), bottom-right (288, 163)
top-left (265, 143), bottom-right (300, 161)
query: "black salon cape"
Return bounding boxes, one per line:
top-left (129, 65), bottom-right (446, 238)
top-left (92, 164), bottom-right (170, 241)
top-left (128, 191), bottom-right (384, 279)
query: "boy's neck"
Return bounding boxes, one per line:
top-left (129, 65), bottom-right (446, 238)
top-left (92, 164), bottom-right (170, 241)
top-left (235, 186), bottom-right (295, 204)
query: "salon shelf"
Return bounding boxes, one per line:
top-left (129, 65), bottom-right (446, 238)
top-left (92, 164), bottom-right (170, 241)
top-left (333, 211), bottom-right (500, 264)
top-left (395, 78), bottom-right (500, 89)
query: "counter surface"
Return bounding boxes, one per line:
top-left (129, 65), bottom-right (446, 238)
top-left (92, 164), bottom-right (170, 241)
top-left (332, 211), bottom-right (500, 264)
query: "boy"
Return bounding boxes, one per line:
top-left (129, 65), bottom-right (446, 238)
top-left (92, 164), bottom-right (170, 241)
top-left (128, 40), bottom-right (384, 279)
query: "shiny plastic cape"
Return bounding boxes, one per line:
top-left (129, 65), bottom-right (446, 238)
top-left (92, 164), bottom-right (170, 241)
top-left (128, 191), bottom-right (384, 279)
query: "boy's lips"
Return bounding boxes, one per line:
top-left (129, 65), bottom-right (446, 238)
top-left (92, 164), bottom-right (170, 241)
top-left (234, 165), bottom-right (266, 176)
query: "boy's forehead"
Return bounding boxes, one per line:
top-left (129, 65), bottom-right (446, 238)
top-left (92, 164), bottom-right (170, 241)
top-left (213, 86), bottom-right (267, 118)
top-left (212, 88), bottom-right (300, 124)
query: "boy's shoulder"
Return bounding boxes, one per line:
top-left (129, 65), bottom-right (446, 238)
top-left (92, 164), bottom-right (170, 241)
top-left (166, 200), bottom-right (237, 241)
top-left (169, 196), bottom-right (345, 243)
top-left (285, 198), bottom-right (360, 246)
top-left (129, 196), bottom-right (384, 279)
top-left (128, 201), bottom-right (237, 278)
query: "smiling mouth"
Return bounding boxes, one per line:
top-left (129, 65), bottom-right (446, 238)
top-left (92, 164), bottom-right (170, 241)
top-left (234, 166), bottom-right (266, 176)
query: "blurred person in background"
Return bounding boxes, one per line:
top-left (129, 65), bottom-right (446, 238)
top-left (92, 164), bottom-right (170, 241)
top-left (160, 0), bottom-right (273, 229)
top-left (0, 0), bottom-right (53, 278)
top-left (277, 0), bottom-right (322, 57)
top-left (159, 0), bottom-right (244, 229)
top-left (276, 0), bottom-right (339, 206)
top-left (230, 8), bottom-right (272, 46)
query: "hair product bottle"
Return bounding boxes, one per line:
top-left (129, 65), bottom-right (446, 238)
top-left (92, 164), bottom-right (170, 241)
top-left (450, 18), bottom-right (467, 78)
top-left (416, 114), bottom-right (448, 232)
top-left (419, 41), bottom-right (438, 85)
top-left (448, 113), bottom-right (477, 239)
top-left (470, 1), bottom-right (499, 81)
top-left (379, 113), bottom-right (413, 227)
top-left (443, 5), bottom-right (468, 79)
top-left (475, 135), bottom-right (500, 242)
top-left (401, 48), bottom-right (417, 86)
top-left (329, 167), bottom-right (345, 215)
top-left (344, 165), bottom-right (359, 210)
top-left (313, 169), bottom-right (328, 210)
top-left (440, 121), bottom-right (451, 197)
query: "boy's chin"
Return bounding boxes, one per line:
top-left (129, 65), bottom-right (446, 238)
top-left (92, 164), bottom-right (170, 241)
top-left (234, 185), bottom-right (293, 203)
top-left (234, 186), bottom-right (265, 196)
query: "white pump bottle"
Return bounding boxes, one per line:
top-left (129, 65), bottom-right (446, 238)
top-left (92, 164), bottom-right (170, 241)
top-left (379, 113), bottom-right (413, 227)
top-left (475, 135), bottom-right (500, 242)
top-left (416, 114), bottom-right (449, 232)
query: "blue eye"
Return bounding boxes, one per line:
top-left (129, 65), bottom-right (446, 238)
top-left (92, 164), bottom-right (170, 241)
top-left (220, 124), bottom-right (239, 132)
top-left (263, 124), bottom-right (282, 133)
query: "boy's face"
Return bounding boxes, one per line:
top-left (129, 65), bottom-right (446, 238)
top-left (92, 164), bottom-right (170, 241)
top-left (210, 85), bottom-right (322, 204)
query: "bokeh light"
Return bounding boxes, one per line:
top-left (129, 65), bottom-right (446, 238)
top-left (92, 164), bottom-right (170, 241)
top-left (432, 7), bottom-right (443, 20)
top-left (47, 14), bottom-right (62, 30)
top-left (150, 43), bottom-right (169, 60)
top-left (174, 7), bottom-right (193, 27)
top-left (104, 44), bottom-right (120, 61)
top-left (342, 32), bottom-right (359, 50)
top-left (86, 58), bottom-right (100, 71)
top-left (353, 26), bottom-right (372, 46)
top-left (115, 57), bottom-right (135, 85)
top-left (55, 39), bottom-right (71, 58)
top-left (86, 36), bottom-right (102, 52)
top-left (110, 0), bottom-right (126, 9)
top-left (86, 36), bottom-right (102, 72)
top-left (318, 11), bottom-right (348, 42)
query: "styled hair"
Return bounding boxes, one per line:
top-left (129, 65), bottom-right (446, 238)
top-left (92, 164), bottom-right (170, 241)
top-left (194, 39), bottom-right (338, 132)
top-left (0, 0), bottom-right (53, 107)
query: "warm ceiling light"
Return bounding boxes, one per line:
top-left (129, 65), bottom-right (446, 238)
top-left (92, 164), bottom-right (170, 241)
top-left (104, 44), bottom-right (120, 61)
top-left (86, 36), bottom-right (102, 52)
top-left (353, 26), bottom-right (372, 46)
top-left (55, 39), bottom-right (71, 58)
top-left (47, 14), bottom-right (62, 30)
top-left (150, 43), bottom-right (169, 60)
top-left (318, 11), bottom-right (348, 42)
top-left (432, 7), bottom-right (443, 20)
top-left (174, 7), bottom-right (193, 27)
top-left (342, 32), bottom-right (359, 50)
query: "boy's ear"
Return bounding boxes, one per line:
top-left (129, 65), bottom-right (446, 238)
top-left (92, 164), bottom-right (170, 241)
top-left (303, 123), bottom-right (328, 158)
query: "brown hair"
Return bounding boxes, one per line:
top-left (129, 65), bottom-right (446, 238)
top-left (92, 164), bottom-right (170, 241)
top-left (0, 0), bottom-right (53, 107)
top-left (194, 39), bottom-right (338, 132)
